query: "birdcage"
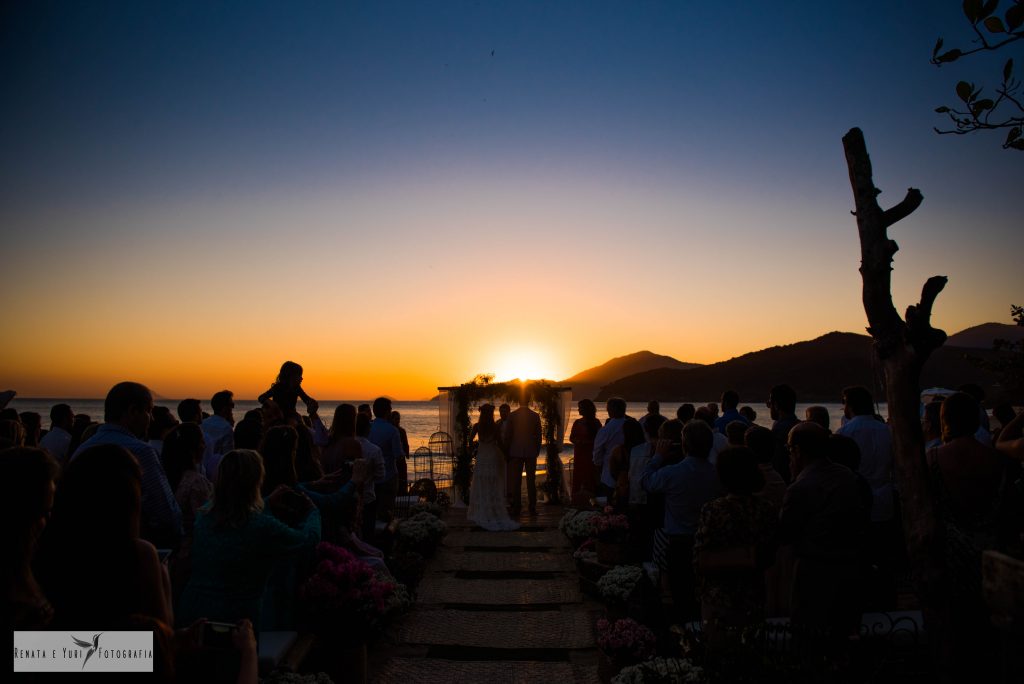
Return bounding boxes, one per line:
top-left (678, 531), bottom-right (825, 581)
top-left (427, 431), bottom-right (455, 500)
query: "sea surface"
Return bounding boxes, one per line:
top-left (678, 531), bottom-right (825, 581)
top-left (10, 398), bottom-right (857, 475)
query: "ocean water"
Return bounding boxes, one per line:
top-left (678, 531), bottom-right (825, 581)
top-left (10, 397), bottom-right (856, 475)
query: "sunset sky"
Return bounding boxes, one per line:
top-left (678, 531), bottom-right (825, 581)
top-left (2, 1), bottom-right (1020, 400)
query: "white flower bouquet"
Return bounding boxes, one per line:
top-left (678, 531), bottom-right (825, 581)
top-left (611, 657), bottom-right (706, 684)
top-left (597, 564), bottom-right (643, 603)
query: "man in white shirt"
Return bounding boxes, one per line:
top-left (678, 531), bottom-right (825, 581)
top-left (593, 397), bottom-right (627, 495)
top-left (39, 403), bottom-right (74, 464)
top-left (201, 390), bottom-right (235, 481)
top-left (836, 385), bottom-right (897, 607)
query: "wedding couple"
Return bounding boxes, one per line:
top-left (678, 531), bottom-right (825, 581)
top-left (466, 401), bottom-right (542, 531)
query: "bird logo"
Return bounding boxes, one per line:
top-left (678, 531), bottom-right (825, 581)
top-left (70, 633), bottom-right (102, 669)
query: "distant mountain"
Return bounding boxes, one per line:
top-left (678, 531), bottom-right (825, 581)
top-left (946, 322), bottom-right (1024, 349)
top-left (563, 351), bottom-right (701, 400)
top-left (595, 331), bottom-right (1017, 403)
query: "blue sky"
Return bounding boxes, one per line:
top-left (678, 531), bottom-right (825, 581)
top-left (1, 1), bottom-right (1020, 398)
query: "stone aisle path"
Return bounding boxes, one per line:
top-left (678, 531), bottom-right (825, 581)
top-left (372, 505), bottom-right (601, 683)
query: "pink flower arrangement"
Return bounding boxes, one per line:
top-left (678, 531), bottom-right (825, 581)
top-left (593, 506), bottom-right (630, 542)
top-left (300, 542), bottom-right (396, 634)
top-left (596, 617), bottom-right (656, 662)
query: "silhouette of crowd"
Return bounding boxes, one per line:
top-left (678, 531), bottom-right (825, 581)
top-left (2, 362), bottom-right (412, 682)
top-left (571, 385), bottom-right (1024, 676)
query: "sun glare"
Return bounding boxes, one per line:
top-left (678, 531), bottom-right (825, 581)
top-left (491, 348), bottom-right (559, 382)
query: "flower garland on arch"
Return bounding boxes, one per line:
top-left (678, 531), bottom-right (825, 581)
top-left (442, 376), bottom-right (569, 503)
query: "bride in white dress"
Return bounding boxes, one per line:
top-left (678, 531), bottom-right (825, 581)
top-left (467, 404), bottom-right (520, 531)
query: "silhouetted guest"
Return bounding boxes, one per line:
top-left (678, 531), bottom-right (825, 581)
top-left (676, 403), bottom-right (696, 424)
top-left (639, 401), bottom-right (667, 434)
top-left (391, 410), bottom-right (410, 494)
top-left (836, 385), bottom-right (896, 606)
top-left (2, 447), bottom-right (59, 628)
top-left (38, 403), bottom-right (74, 464)
top-left (778, 422), bottom-right (868, 642)
top-left (744, 424), bottom-right (789, 615)
top-left (991, 402), bottom-right (1017, 442)
top-left (569, 399), bottom-right (602, 502)
top-left (322, 404), bottom-right (361, 474)
top-left (495, 403), bottom-right (513, 452)
top-left (37, 443), bottom-right (173, 628)
top-left (744, 426), bottom-right (786, 510)
top-left (357, 403), bottom-right (372, 421)
top-left (67, 413), bottom-right (94, 456)
top-left (0, 408), bottom-right (20, 423)
top-left (767, 384), bottom-right (800, 483)
top-left (641, 420), bottom-right (722, 623)
top-left (258, 361), bottom-right (319, 420)
top-left (73, 382), bottom-right (182, 548)
top-left (260, 425), bottom-right (355, 512)
top-left (368, 397), bottom-right (403, 521)
top-left (148, 405), bottom-right (179, 455)
top-left (506, 392), bottom-right (543, 516)
top-left (234, 409), bottom-right (264, 450)
top-left (161, 423), bottom-right (212, 595)
top-left (19, 412), bottom-right (42, 447)
top-left (922, 400), bottom-right (944, 450)
top-left (695, 406), bottom-right (728, 464)
top-left (262, 399), bottom-right (286, 430)
top-left (804, 405), bottom-right (830, 432)
top-left (610, 417), bottom-right (646, 508)
top-left (714, 390), bottom-right (749, 435)
top-left (694, 446), bottom-right (776, 634)
top-left (594, 398), bottom-right (627, 496)
top-left (928, 392), bottom-right (1006, 529)
top-left (958, 382), bottom-right (992, 443)
top-left (829, 434), bottom-right (874, 515)
top-left (996, 408), bottom-right (1024, 461)
top-left (286, 412), bottom-right (323, 482)
top-left (355, 413), bottom-right (385, 540)
top-left (739, 406), bottom-right (757, 423)
top-left (725, 420), bottom-right (747, 447)
top-left (177, 398), bottom-right (203, 424)
top-left (927, 392), bottom-right (1007, 679)
top-left (178, 449), bottom-right (320, 630)
top-left (0, 420), bottom-right (25, 450)
top-left (202, 390), bottom-right (235, 482)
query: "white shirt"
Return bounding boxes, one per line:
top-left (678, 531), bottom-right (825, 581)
top-left (593, 417), bottom-right (625, 488)
top-left (356, 436), bottom-right (386, 502)
top-left (201, 415), bottom-right (235, 482)
top-left (836, 415), bottom-right (894, 522)
top-left (39, 426), bottom-right (71, 463)
top-left (709, 431), bottom-right (729, 466)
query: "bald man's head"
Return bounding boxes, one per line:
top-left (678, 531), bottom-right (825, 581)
top-left (787, 421), bottom-right (830, 478)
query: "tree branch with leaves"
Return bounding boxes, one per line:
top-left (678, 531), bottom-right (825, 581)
top-left (931, 0), bottom-right (1024, 150)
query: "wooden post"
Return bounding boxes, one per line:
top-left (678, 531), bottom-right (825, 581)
top-left (842, 127), bottom-right (951, 677)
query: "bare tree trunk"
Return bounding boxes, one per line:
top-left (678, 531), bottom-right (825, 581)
top-left (842, 127), bottom-right (952, 679)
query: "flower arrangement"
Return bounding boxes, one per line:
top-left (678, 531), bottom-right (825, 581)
top-left (593, 506), bottom-right (630, 543)
top-left (409, 501), bottom-right (445, 518)
top-left (396, 511), bottom-right (448, 556)
top-left (611, 657), bottom-right (706, 684)
top-left (300, 543), bottom-right (396, 635)
top-left (596, 618), bottom-right (656, 662)
top-left (389, 549), bottom-right (427, 593)
top-left (597, 564), bottom-right (643, 603)
top-left (558, 509), bottom-right (598, 543)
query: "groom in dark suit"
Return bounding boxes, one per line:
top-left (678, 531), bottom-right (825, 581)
top-left (507, 396), bottom-right (542, 516)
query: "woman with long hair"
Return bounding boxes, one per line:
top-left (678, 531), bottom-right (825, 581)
top-left (160, 423), bottom-right (213, 595)
top-left (178, 449), bottom-right (321, 629)
top-left (2, 447), bottom-right (59, 628)
top-left (467, 404), bottom-right (519, 531)
top-left (322, 403), bottom-right (362, 474)
top-left (36, 443), bottom-right (173, 628)
top-left (569, 399), bottom-right (602, 503)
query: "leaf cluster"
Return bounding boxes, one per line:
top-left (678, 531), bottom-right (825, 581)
top-left (931, 1), bottom-right (1024, 149)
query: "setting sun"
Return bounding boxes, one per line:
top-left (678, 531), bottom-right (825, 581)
top-left (490, 346), bottom-right (561, 382)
